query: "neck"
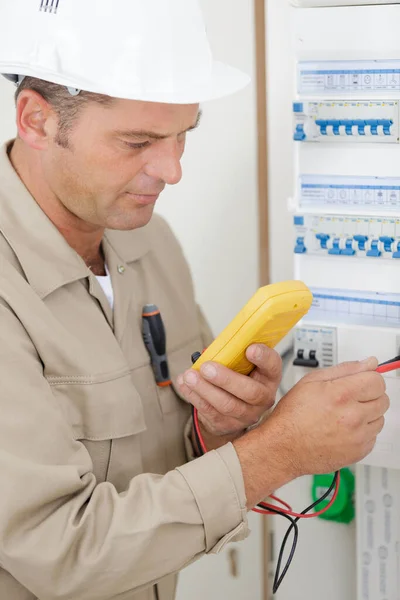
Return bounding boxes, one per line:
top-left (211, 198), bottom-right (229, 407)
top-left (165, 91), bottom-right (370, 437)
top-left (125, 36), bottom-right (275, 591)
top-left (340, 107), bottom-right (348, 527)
top-left (9, 139), bottom-right (105, 271)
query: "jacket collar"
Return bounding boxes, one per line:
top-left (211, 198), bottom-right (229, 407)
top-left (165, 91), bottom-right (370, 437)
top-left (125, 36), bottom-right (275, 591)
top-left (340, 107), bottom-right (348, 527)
top-left (0, 141), bottom-right (150, 299)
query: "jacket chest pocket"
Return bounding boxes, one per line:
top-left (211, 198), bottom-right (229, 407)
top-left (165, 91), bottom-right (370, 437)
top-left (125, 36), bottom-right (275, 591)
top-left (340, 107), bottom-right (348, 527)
top-left (48, 368), bottom-right (147, 485)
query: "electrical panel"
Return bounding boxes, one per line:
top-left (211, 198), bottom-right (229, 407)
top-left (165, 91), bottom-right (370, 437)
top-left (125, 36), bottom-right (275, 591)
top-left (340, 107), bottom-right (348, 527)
top-left (287, 3), bottom-right (400, 598)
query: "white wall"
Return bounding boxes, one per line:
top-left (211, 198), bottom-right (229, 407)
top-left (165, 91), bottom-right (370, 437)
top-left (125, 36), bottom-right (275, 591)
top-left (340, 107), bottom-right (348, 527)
top-left (156, 0), bottom-right (260, 338)
top-left (0, 1), bottom-right (265, 598)
top-left (0, 78), bottom-right (17, 140)
top-left (266, 0), bottom-right (295, 286)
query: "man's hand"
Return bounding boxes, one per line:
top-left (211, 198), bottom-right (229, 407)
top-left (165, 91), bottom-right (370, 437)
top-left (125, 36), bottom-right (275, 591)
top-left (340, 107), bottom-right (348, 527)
top-left (269, 357), bottom-right (389, 475)
top-left (177, 344), bottom-right (282, 449)
top-left (233, 357), bottom-right (390, 508)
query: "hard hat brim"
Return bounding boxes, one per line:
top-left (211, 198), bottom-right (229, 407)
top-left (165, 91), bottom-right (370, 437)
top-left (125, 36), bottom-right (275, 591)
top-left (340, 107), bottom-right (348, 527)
top-left (1, 61), bottom-right (250, 104)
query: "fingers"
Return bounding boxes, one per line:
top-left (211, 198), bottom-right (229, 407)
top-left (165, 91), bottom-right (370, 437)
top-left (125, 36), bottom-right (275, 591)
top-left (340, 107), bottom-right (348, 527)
top-left (303, 357), bottom-right (378, 383)
top-left (362, 394), bottom-right (390, 423)
top-left (177, 377), bottom-right (255, 435)
top-left (336, 370), bottom-right (387, 403)
top-left (177, 345), bottom-right (281, 437)
top-left (178, 370), bottom-right (266, 422)
top-left (366, 415), bottom-right (386, 438)
top-left (196, 361), bottom-right (276, 408)
top-left (360, 416), bottom-right (387, 459)
top-left (246, 345), bottom-right (282, 384)
top-left (177, 379), bottom-right (220, 419)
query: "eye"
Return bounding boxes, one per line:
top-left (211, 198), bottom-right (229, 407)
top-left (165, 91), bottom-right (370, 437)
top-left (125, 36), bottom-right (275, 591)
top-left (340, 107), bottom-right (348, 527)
top-left (124, 141), bottom-right (150, 150)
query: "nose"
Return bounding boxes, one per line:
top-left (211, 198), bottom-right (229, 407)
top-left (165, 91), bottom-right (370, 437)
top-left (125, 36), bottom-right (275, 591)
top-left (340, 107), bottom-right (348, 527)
top-left (144, 138), bottom-right (183, 186)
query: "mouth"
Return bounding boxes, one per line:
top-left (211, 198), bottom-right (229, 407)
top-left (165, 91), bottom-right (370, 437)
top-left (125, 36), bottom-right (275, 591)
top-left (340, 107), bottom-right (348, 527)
top-left (125, 192), bottom-right (161, 205)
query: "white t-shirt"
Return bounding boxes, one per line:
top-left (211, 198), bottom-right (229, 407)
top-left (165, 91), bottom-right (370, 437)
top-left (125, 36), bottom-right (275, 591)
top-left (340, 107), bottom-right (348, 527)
top-left (95, 264), bottom-right (114, 309)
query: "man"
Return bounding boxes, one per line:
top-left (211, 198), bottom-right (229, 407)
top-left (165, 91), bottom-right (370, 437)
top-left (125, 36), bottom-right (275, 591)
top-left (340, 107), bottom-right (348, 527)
top-left (0, 1), bottom-right (388, 599)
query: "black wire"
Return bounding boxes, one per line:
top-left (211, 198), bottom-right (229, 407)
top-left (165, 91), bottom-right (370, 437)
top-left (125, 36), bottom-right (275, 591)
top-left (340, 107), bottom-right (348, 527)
top-left (271, 471), bottom-right (339, 593)
top-left (190, 349), bottom-right (339, 593)
top-left (271, 512), bottom-right (299, 591)
top-left (377, 354), bottom-right (400, 367)
top-left (258, 503), bottom-right (299, 591)
top-left (194, 397), bottom-right (301, 593)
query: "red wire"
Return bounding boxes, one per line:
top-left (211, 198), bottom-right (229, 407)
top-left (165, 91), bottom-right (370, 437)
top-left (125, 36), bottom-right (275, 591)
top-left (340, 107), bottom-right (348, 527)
top-left (193, 407), bottom-right (208, 455)
top-left (376, 360), bottom-right (400, 374)
top-left (256, 472), bottom-right (341, 518)
top-left (269, 495), bottom-right (293, 511)
top-left (193, 407), bottom-right (339, 519)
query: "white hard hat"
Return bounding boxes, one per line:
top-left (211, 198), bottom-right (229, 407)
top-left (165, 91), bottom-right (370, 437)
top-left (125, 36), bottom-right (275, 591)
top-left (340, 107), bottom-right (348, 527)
top-left (0, 0), bottom-right (250, 104)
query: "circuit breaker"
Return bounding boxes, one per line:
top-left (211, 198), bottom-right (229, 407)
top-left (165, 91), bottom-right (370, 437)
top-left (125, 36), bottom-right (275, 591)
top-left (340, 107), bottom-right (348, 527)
top-left (293, 325), bottom-right (336, 369)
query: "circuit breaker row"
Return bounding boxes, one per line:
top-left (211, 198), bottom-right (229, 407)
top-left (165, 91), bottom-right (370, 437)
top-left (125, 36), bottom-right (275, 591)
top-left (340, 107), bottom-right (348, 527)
top-left (294, 214), bottom-right (400, 258)
top-left (293, 100), bottom-right (399, 142)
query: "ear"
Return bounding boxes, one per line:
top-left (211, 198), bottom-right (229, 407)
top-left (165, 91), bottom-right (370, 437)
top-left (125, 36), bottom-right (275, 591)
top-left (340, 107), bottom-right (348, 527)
top-left (16, 90), bottom-right (57, 150)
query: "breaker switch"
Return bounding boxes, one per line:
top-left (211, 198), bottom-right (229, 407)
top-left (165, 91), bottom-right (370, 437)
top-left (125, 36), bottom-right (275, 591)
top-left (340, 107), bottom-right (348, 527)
top-left (341, 238), bottom-right (356, 256)
top-left (366, 239), bottom-right (381, 257)
top-left (382, 119), bottom-right (393, 135)
top-left (294, 124), bottom-right (306, 141)
top-left (365, 119), bottom-right (378, 135)
top-left (316, 119), bottom-right (328, 135)
top-left (293, 349), bottom-right (319, 368)
top-left (344, 120), bottom-right (353, 136)
top-left (294, 236), bottom-right (307, 254)
top-left (354, 119), bottom-right (365, 135)
top-left (328, 238), bottom-right (341, 255)
top-left (379, 236), bottom-right (394, 252)
top-left (316, 233), bottom-right (330, 249)
top-left (326, 120), bottom-right (336, 135)
top-left (393, 242), bottom-right (400, 258)
top-left (354, 235), bottom-right (368, 251)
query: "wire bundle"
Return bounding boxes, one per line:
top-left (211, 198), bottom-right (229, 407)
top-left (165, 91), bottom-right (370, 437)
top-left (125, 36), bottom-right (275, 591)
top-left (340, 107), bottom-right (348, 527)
top-left (191, 352), bottom-right (399, 592)
top-left (192, 405), bottom-right (339, 592)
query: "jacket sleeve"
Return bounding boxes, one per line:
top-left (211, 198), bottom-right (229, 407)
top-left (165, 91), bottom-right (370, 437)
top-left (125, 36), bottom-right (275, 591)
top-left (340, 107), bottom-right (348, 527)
top-left (0, 300), bottom-right (248, 600)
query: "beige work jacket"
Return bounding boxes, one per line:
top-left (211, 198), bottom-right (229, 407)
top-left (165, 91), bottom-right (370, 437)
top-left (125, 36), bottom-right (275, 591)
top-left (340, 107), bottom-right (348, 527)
top-left (0, 142), bottom-right (248, 600)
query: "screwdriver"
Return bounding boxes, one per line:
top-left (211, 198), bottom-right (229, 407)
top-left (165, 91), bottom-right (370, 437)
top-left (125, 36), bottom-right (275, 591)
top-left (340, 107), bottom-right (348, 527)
top-left (142, 304), bottom-right (172, 387)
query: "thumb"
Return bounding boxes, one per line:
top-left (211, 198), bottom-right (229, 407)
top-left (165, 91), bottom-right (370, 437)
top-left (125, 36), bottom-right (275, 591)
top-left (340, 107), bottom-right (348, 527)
top-left (303, 356), bottom-right (378, 383)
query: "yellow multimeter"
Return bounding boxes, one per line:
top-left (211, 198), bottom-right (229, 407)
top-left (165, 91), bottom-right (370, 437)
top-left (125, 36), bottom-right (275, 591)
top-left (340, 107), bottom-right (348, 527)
top-left (192, 280), bottom-right (313, 375)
